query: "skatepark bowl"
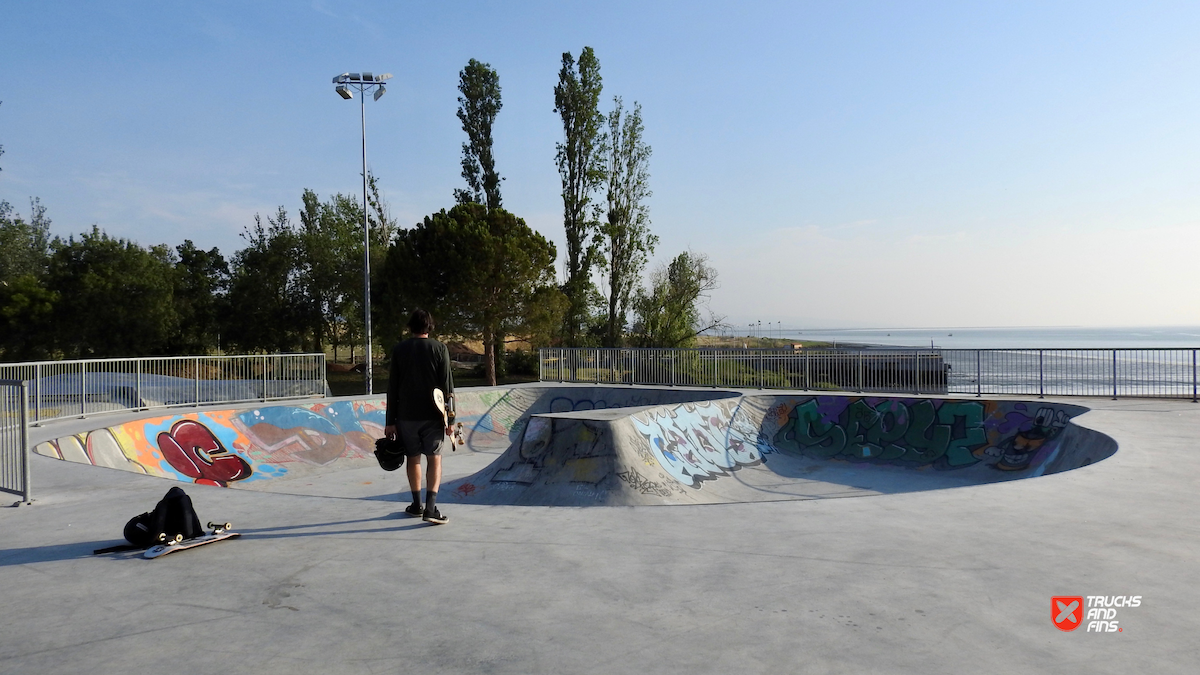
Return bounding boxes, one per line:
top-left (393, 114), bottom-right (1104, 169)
top-left (31, 384), bottom-right (1117, 506)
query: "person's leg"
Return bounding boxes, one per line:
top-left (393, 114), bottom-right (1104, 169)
top-left (405, 458), bottom-right (423, 514)
top-left (426, 454), bottom-right (442, 493)
top-left (398, 421), bottom-right (425, 514)
top-left (406, 459), bottom-right (422, 496)
top-left (414, 421), bottom-right (448, 523)
top-left (423, 453), bottom-right (444, 519)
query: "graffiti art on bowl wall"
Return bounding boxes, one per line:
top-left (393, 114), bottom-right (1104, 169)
top-left (631, 399), bottom-right (764, 488)
top-left (771, 397), bottom-right (1073, 471)
top-left (34, 399), bottom-right (389, 486)
top-left (631, 396), bottom-right (1078, 489)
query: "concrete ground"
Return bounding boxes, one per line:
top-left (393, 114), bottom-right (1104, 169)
top-left (1, 394), bottom-right (1197, 674)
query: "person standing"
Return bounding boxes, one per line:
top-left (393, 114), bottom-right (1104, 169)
top-left (384, 309), bottom-right (453, 524)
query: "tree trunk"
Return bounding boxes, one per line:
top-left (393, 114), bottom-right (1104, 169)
top-left (483, 325), bottom-right (497, 386)
top-left (493, 332), bottom-right (506, 380)
top-left (605, 281), bottom-right (619, 348)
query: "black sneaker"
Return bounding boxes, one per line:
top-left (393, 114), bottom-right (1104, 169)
top-left (422, 507), bottom-right (448, 525)
top-left (404, 503), bottom-right (424, 517)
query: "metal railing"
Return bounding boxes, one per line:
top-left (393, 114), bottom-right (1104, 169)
top-left (942, 348), bottom-right (1200, 400)
top-left (0, 354), bottom-right (329, 425)
top-left (1, 380), bottom-right (31, 504)
top-left (539, 347), bottom-right (1200, 400)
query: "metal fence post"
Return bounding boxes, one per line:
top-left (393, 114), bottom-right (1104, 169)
top-left (1039, 350), bottom-right (1044, 399)
top-left (19, 382), bottom-right (30, 505)
top-left (80, 362), bottom-right (87, 418)
top-left (805, 350), bottom-right (810, 390)
top-left (34, 363), bottom-right (41, 423)
top-left (976, 350), bottom-right (982, 397)
top-left (194, 356), bottom-right (201, 405)
top-left (1193, 349), bottom-right (1197, 403)
top-left (262, 355), bottom-right (269, 401)
top-left (1112, 350), bottom-right (1118, 400)
top-left (857, 350), bottom-right (864, 393)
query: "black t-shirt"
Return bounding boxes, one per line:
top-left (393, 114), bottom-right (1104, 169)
top-left (385, 337), bottom-right (453, 424)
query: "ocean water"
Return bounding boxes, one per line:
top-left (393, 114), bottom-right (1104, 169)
top-left (771, 326), bottom-right (1200, 350)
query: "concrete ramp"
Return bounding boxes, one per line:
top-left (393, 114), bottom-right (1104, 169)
top-left (442, 393), bottom-right (1117, 506)
top-left (31, 385), bottom-right (1117, 505)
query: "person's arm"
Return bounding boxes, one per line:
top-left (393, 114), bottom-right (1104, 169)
top-left (384, 343), bottom-right (400, 438)
top-left (441, 342), bottom-right (454, 398)
top-left (438, 343), bottom-right (453, 434)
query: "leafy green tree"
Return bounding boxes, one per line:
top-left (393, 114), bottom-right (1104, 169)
top-left (225, 208), bottom-right (305, 353)
top-left (299, 189), bottom-right (362, 356)
top-left (554, 47), bottom-right (607, 346)
top-left (0, 274), bottom-right (57, 361)
top-left (455, 59), bottom-right (504, 211)
top-left (380, 203), bottom-right (559, 385)
top-left (630, 251), bottom-right (723, 348)
top-left (45, 227), bottom-right (178, 357)
top-left (0, 198), bottom-right (52, 283)
top-left (600, 97), bottom-right (656, 347)
top-left (170, 240), bottom-right (229, 354)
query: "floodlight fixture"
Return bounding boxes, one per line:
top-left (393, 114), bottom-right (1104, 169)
top-left (331, 70), bottom-right (391, 395)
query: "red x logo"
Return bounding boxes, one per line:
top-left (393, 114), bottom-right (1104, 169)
top-left (1052, 596), bottom-right (1084, 631)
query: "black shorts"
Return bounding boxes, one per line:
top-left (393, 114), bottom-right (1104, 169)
top-left (396, 419), bottom-right (445, 457)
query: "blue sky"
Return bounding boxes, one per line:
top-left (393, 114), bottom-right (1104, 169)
top-left (2, 1), bottom-right (1198, 329)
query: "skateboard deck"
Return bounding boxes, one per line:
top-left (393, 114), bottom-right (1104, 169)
top-left (145, 524), bottom-right (239, 559)
top-left (433, 388), bottom-right (447, 426)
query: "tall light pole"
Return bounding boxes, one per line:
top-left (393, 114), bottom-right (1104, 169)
top-left (333, 71), bottom-right (391, 394)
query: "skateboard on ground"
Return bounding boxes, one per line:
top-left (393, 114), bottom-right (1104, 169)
top-left (144, 522), bottom-right (240, 559)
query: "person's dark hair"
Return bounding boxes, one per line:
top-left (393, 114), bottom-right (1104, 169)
top-left (407, 309), bottom-right (435, 336)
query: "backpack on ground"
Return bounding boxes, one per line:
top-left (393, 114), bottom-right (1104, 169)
top-left (94, 486), bottom-right (204, 554)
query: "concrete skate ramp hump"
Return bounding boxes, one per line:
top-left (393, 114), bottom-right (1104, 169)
top-left (33, 385), bottom-right (1116, 505)
top-left (31, 386), bottom-right (735, 490)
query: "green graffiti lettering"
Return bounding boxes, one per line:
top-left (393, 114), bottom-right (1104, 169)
top-left (938, 401), bottom-right (986, 467)
top-left (776, 400), bottom-right (846, 458)
top-left (866, 400), bottom-right (909, 445)
top-left (843, 400), bottom-right (880, 447)
top-left (902, 400), bottom-right (949, 462)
